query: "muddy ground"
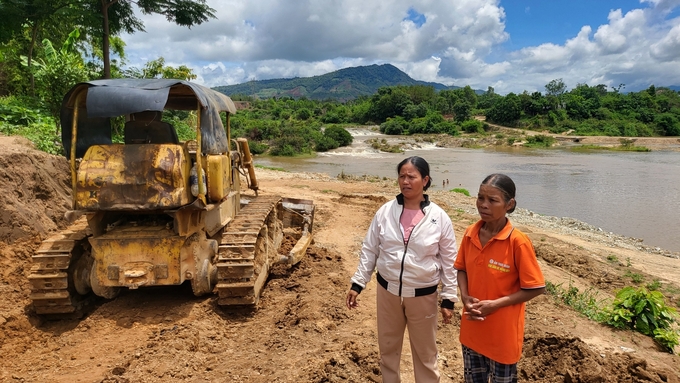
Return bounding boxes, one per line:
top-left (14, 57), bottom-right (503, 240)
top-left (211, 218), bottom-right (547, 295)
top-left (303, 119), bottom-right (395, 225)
top-left (0, 134), bottom-right (679, 383)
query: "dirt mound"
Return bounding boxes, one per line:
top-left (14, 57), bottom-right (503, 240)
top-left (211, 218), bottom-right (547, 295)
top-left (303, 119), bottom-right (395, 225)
top-left (521, 335), bottom-right (671, 382)
top-left (0, 135), bottom-right (71, 243)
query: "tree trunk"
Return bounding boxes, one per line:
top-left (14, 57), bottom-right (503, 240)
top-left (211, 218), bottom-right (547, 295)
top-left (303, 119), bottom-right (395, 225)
top-left (28, 22), bottom-right (39, 96)
top-left (102, 0), bottom-right (111, 79)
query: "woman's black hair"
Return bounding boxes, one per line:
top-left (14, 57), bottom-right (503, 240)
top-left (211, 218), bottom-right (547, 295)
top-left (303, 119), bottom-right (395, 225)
top-left (397, 156), bottom-right (432, 191)
top-left (481, 173), bottom-right (516, 213)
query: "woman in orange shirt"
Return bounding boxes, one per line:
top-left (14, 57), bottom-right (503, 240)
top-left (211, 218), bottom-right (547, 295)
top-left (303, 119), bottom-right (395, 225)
top-left (454, 174), bottom-right (545, 383)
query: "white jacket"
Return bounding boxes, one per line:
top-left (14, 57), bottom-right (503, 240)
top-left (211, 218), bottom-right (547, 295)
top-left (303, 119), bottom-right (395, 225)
top-left (351, 195), bottom-right (458, 301)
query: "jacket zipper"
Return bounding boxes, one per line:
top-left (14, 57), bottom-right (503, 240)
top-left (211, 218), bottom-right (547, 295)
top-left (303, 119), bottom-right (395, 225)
top-left (397, 206), bottom-right (425, 296)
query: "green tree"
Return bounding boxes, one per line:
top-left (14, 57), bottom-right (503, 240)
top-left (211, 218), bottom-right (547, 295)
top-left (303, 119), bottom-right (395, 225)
top-left (436, 89), bottom-right (459, 115)
top-left (477, 86), bottom-right (501, 110)
top-left (93, 0), bottom-right (216, 78)
top-left (545, 78), bottom-right (567, 109)
top-left (125, 57), bottom-right (196, 80)
top-left (452, 100), bottom-right (472, 122)
top-left (545, 78), bottom-right (567, 98)
top-left (22, 29), bottom-right (93, 124)
top-left (459, 85), bottom-right (478, 109)
top-left (368, 87), bottom-right (412, 123)
top-left (655, 113), bottom-right (680, 136)
top-left (0, 0), bottom-right (81, 94)
top-left (565, 94), bottom-right (589, 120)
top-left (486, 93), bottom-right (521, 124)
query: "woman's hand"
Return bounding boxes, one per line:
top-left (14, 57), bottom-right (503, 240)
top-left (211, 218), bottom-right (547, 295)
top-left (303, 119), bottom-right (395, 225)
top-left (346, 290), bottom-right (359, 309)
top-left (463, 299), bottom-right (502, 320)
top-left (462, 295), bottom-right (485, 321)
top-left (469, 300), bottom-right (499, 318)
top-left (440, 307), bottom-right (453, 324)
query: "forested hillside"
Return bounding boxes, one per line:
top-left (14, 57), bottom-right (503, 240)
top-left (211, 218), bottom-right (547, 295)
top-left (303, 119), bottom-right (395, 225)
top-left (213, 64), bottom-right (467, 101)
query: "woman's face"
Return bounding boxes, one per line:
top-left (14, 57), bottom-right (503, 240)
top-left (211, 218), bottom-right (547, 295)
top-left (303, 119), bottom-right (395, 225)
top-left (398, 162), bottom-right (428, 200)
top-left (476, 184), bottom-right (513, 222)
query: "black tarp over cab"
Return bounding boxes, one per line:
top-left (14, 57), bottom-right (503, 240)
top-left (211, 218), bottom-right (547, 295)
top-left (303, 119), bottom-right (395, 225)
top-left (60, 79), bottom-right (237, 158)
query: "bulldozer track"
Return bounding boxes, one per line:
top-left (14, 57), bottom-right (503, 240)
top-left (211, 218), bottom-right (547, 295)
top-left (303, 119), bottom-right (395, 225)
top-left (216, 196), bottom-right (283, 306)
top-left (28, 217), bottom-right (92, 315)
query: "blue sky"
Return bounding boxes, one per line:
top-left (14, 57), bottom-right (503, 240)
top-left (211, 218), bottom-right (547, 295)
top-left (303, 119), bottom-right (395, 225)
top-left (503, 1), bottom-right (642, 48)
top-left (120, 0), bottom-right (680, 94)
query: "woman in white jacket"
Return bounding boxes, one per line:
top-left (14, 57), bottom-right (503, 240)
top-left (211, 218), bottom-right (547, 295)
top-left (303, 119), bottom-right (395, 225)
top-left (346, 156), bottom-right (458, 383)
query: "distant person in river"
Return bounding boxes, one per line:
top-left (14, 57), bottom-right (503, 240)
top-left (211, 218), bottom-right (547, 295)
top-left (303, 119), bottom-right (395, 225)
top-left (454, 173), bottom-right (545, 383)
top-left (346, 156), bottom-right (458, 383)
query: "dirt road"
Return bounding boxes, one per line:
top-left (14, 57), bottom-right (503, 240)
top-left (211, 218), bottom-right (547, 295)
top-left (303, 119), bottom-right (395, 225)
top-left (0, 135), bottom-right (678, 382)
top-left (476, 117), bottom-right (680, 151)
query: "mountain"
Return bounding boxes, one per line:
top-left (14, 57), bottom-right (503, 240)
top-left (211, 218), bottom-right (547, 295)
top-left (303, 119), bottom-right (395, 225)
top-left (213, 64), bottom-right (475, 101)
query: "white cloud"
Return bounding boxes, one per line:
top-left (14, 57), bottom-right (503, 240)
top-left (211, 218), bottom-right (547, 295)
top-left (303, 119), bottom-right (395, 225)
top-left (119, 0), bottom-right (680, 93)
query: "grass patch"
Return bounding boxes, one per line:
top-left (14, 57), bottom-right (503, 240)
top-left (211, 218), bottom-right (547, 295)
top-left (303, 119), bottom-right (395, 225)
top-left (451, 188), bottom-right (470, 196)
top-left (524, 134), bottom-right (556, 148)
top-left (255, 164), bottom-right (287, 172)
top-left (545, 281), bottom-right (606, 321)
top-left (624, 270), bottom-right (644, 284)
top-left (646, 280), bottom-right (662, 291)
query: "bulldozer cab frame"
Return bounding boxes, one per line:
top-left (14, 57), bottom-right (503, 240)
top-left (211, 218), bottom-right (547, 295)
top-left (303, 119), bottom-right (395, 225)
top-left (59, 79), bottom-right (257, 208)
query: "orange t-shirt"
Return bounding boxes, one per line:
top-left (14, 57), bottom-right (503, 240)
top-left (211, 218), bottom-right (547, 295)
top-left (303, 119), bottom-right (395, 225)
top-left (453, 219), bottom-right (545, 364)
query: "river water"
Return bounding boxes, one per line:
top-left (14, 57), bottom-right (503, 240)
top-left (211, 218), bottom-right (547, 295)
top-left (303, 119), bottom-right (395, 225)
top-left (254, 129), bottom-right (680, 252)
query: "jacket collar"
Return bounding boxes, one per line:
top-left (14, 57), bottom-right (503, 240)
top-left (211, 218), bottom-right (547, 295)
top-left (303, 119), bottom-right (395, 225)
top-left (396, 193), bottom-right (431, 212)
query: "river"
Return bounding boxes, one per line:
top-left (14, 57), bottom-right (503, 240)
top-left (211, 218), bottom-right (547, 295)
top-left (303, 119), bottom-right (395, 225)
top-left (254, 129), bottom-right (680, 253)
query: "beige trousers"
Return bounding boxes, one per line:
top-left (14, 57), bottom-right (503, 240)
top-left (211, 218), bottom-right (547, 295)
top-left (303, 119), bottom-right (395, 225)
top-left (377, 285), bottom-right (440, 383)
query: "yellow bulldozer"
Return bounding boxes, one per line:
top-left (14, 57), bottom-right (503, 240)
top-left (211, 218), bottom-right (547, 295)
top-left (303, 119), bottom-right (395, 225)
top-left (28, 79), bottom-right (314, 315)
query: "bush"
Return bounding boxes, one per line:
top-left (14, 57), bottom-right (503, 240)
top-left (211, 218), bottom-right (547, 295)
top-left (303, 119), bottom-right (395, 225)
top-left (380, 117), bottom-right (406, 135)
top-left (461, 119), bottom-right (484, 133)
top-left (451, 188), bottom-right (470, 196)
top-left (525, 134), bottom-right (556, 148)
top-left (295, 108), bottom-right (312, 120)
top-left (438, 121), bottom-right (460, 136)
top-left (315, 136), bottom-right (339, 152)
top-left (604, 286), bottom-right (678, 353)
top-left (655, 113), bottom-right (680, 136)
top-left (270, 134), bottom-right (312, 156)
top-left (248, 141), bottom-right (269, 155)
top-left (323, 126), bottom-right (353, 146)
top-left (0, 96), bottom-right (62, 154)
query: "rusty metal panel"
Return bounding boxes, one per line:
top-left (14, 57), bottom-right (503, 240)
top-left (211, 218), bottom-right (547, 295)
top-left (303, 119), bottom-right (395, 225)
top-left (174, 208), bottom-right (204, 237)
top-left (75, 144), bottom-right (191, 210)
top-left (89, 226), bottom-right (186, 288)
top-left (205, 192), bottom-right (238, 237)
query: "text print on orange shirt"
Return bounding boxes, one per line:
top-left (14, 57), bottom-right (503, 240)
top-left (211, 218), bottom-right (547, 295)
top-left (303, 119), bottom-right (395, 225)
top-left (488, 259), bottom-right (510, 273)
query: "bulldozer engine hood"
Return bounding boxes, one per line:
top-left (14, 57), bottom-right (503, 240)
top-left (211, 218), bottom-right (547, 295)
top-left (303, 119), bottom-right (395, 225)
top-left (60, 79), bottom-right (237, 158)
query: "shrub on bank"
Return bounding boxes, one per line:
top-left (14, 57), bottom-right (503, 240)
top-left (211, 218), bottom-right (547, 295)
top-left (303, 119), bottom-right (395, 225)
top-left (546, 282), bottom-right (679, 354)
